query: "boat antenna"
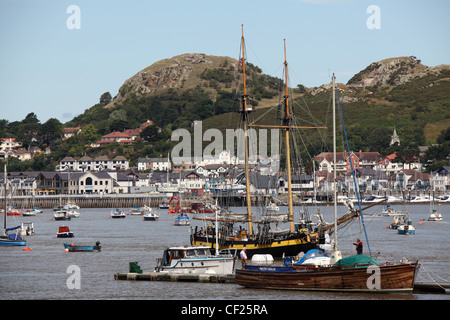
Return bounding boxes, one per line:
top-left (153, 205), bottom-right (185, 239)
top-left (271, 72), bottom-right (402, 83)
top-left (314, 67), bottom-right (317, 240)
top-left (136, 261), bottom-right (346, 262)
top-left (335, 85), bottom-right (372, 257)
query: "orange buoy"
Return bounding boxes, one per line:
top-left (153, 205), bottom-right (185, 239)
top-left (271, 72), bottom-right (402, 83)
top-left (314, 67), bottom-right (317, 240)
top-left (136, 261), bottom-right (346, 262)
top-left (23, 247), bottom-right (33, 251)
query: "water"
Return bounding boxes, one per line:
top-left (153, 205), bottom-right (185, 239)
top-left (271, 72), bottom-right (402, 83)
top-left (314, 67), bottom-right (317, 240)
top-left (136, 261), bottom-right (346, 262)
top-left (1, 204), bottom-right (449, 301)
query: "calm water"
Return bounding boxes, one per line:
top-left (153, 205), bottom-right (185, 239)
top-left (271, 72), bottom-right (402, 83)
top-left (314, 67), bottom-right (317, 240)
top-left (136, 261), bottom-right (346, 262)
top-left (1, 203), bottom-right (449, 301)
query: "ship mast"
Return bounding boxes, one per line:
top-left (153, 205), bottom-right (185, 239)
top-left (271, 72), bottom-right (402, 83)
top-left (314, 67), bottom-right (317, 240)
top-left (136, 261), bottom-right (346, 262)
top-left (241, 25), bottom-right (253, 236)
top-left (282, 39), bottom-right (295, 232)
top-left (248, 39), bottom-right (327, 234)
top-left (332, 73), bottom-right (338, 251)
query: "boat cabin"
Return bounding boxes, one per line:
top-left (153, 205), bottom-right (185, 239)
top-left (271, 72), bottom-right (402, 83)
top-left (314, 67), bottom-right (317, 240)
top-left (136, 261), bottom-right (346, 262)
top-left (160, 246), bottom-right (211, 267)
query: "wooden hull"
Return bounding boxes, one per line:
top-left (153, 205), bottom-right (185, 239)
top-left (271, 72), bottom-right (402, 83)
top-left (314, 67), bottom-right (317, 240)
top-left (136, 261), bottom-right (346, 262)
top-left (191, 233), bottom-right (319, 259)
top-left (235, 262), bottom-right (420, 293)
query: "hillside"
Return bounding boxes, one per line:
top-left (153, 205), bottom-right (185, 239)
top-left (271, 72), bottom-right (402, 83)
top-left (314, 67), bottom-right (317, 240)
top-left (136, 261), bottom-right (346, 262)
top-left (64, 54), bottom-right (450, 167)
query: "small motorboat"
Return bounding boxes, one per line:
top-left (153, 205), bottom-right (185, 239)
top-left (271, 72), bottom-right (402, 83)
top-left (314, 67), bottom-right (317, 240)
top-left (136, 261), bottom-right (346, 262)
top-left (154, 246), bottom-right (236, 274)
top-left (159, 202), bottom-right (169, 209)
top-left (110, 208), bottom-right (126, 219)
top-left (67, 209), bottom-right (80, 218)
top-left (64, 241), bottom-right (101, 252)
top-left (7, 208), bottom-right (22, 216)
top-left (54, 210), bottom-right (71, 221)
top-left (22, 209), bottom-right (38, 216)
top-left (143, 208), bottom-right (159, 221)
top-left (56, 226), bottom-right (74, 238)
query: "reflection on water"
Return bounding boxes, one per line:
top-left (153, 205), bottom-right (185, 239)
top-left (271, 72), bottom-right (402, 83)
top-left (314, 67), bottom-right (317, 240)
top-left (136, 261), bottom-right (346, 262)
top-left (1, 204), bottom-right (449, 300)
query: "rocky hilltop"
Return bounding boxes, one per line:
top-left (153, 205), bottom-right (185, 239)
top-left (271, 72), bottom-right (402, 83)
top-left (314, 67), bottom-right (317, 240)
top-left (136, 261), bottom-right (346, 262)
top-left (112, 53), bottom-right (239, 105)
top-left (347, 56), bottom-right (449, 88)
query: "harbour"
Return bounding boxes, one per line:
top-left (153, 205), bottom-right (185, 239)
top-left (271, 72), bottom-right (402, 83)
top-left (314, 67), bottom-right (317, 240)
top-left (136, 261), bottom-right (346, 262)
top-left (1, 204), bottom-right (449, 300)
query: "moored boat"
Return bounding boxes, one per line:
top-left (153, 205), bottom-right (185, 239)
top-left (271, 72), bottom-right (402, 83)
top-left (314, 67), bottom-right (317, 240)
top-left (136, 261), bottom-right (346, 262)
top-left (1, 165), bottom-right (27, 246)
top-left (173, 212), bottom-right (190, 226)
top-left (235, 73), bottom-right (420, 293)
top-left (64, 241), bottom-right (101, 252)
top-left (22, 208), bottom-right (38, 216)
top-left (143, 208), bottom-right (159, 221)
top-left (154, 246), bottom-right (236, 275)
top-left (53, 210), bottom-right (71, 221)
top-left (236, 255), bottom-right (419, 293)
top-left (190, 27), bottom-right (324, 258)
top-left (398, 221), bottom-right (416, 235)
top-left (110, 208), bottom-right (126, 219)
top-left (7, 207), bottom-right (22, 216)
top-left (56, 226), bottom-right (74, 238)
top-left (428, 209), bottom-right (443, 221)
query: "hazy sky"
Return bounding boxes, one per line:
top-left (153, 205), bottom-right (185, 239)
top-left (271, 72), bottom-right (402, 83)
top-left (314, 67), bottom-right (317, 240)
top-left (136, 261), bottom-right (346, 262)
top-left (1, 0), bottom-right (449, 123)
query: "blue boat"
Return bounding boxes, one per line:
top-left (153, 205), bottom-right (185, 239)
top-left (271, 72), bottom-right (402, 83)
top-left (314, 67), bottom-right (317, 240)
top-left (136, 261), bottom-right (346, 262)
top-left (1, 165), bottom-right (27, 246)
top-left (0, 231), bottom-right (27, 246)
top-left (64, 241), bottom-right (101, 252)
top-left (173, 212), bottom-right (190, 226)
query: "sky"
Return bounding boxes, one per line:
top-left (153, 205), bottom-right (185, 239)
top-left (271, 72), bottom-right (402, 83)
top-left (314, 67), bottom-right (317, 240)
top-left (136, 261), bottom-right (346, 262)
top-left (0, 0), bottom-right (449, 124)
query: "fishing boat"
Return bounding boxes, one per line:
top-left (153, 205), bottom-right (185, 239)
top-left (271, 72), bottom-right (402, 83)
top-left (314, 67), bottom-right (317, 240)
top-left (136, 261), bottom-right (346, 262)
top-left (173, 212), bottom-right (190, 226)
top-left (53, 210), bottom-right (71, 221)
top-left (235, 73), bottom-right (420, 293)
top-left (111, 208), bottom-right (126, 219)
top-left (1, 165), bottom-right (27, 246)
top-left (191, 27), bottom-right (330, 258)
top-left (154, 246), bottom-right (236, 274)
top-left (56, 226), bottom-right (74, 238)
top-left (398, 222), bottom-right (416, 235)
top-left (64, 241), bottom-right (101, 252)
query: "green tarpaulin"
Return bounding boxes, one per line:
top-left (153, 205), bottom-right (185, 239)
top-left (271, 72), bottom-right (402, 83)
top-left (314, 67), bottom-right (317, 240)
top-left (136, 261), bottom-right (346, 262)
top-left (332, 255), bottom-right (380, 269)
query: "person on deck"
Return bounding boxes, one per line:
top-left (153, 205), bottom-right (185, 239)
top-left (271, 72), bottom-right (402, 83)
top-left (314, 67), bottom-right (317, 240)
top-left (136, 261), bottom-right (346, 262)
top-left (240, 246), bottom-right (247, 268)
top-left (353, 238), bottom-right (363, 255)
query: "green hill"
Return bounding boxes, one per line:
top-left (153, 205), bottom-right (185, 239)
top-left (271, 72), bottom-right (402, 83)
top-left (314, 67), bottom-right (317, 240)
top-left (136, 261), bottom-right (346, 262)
top-left (6, 54), bottom-right (449, 172)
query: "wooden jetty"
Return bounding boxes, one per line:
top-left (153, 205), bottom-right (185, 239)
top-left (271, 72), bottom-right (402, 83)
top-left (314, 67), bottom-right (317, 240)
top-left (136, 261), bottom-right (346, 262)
top-left (113, 272), bottom-right (449, 294)
top-left (114, 272), bottom-right (235, 283)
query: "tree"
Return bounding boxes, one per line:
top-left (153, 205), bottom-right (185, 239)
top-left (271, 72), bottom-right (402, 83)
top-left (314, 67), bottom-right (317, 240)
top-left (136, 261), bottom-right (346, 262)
top-left (100, 92), bottom-right (112, 105)
top-left (40, 118), bottom-right (63, 145)
top-left (140, 124), bottom-right (159, 142)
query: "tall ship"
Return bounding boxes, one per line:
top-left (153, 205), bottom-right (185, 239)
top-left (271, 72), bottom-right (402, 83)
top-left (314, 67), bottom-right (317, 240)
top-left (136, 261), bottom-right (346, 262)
top-left (235, 74), bottom-right (420, 293)
top-left (190, 27), bottom-right (332, 258)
